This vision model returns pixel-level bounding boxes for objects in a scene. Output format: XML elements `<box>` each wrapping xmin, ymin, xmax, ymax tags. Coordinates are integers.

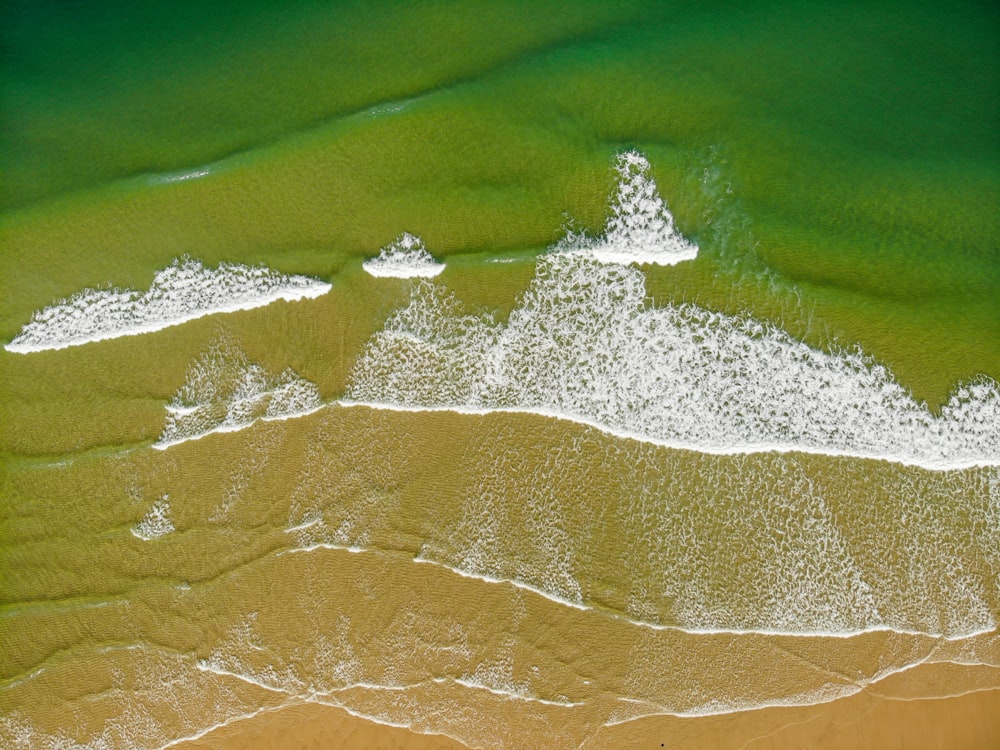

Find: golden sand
<box><xmin>175</xmin><ymin>702</ymin><xmax>468</xmax><ymax>750</ymax></box>
<box><xmin>176</xmin><ymin>687</ymin><xmax>1000</xmax><ymax>750</ymax></box>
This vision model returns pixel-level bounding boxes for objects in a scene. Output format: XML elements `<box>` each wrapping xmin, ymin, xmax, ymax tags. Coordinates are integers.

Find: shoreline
<box><xmin>170</xmin><ymin>686</ymin><xmax>1000</xmax><ymax>750</ymax></box>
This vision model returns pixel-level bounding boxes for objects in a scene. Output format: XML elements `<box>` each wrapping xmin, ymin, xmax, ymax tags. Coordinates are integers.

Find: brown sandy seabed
<box><xmin>4</xmin><ymin>405</ymin><xmax>999</xmax><ymax>750</ymax></box>
<box><xmin>179</xmin><ymin>684</ymin><xmax>1000</xmax><ymax>750</ymax></box>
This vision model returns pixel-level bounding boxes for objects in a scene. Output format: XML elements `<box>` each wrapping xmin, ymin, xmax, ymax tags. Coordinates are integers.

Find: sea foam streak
<box><xmin>345</xmin><ymin>152</ymin><xmax>997</xmax><ymax>470</ymax></box>
<box><xmin>362</xmin><ymin>232</ymin><xmax>445</xmax><ymax>278</ymax></box>
<box><xmin>5</xmin><ymin>257</ymin><xmax>331</xmax><ymax>353</ymax></box>
<box><xmin>155</xmin><ymin>340</ymin><xmax>322</xmax><ymax>449</ymax></box>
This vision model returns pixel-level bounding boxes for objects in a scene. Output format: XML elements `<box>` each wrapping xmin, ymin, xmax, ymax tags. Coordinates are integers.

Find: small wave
<box><xmin>561</xmin><ymin>150</ymin><xmax>698</xmax><ymax>266</ymax></box>
<box><xmin>130</xmin><ymin>495</ymin><xmax>175</xmax><ymax>540</ymax></box>
<box><xmin>362</xmin><ymin>232</ymin><xmax>446</xmax><ymax>278</ymax></box>
<box><xmin>154</xmin><ymin>340</ymin><xmax>323</xmax><ymax>449</ymax></box>
<box><xmin>5</xmin><ymin>257</ymin><xmax>331</xmax><ymax>353</ymax></box>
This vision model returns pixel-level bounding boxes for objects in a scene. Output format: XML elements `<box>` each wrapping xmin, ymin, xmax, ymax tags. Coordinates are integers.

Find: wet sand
<box><xmin>177</xmin><ymin>687</ymin><xmax>1000</xmax><ymax>750</ymax></box>
<box><xmin>175</xmin><ymin>702</ymin><xmax>468</xmax><ymax>750</ymax></box>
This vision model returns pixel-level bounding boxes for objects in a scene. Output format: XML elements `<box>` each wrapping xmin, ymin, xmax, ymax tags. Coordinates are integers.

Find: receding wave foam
<box><xmin>345</xmin><ymin>251</ymin><xmax>998</xmax><ymax>470</ymax></box>
<box><xmin>155</xmin><ymin>340</ymin><xmax>322</xmax><ymax>449</ymax></box>
<box><xmin>5</xmin><ymin>257</ymin><xmax>331</xmax><ymax>353</ymax></box>
<box><xmin>362</xmin><ymin>232</ymin><xmax>445</xmax><ymax>278</ymax></box>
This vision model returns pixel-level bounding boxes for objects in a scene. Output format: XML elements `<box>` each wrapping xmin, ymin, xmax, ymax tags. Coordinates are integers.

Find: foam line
<box><xmin>411</xmin><ymin>555</ymin><xmax>589</xmax><ymax>610</ymax></box>
<box><xmin>338</xmin><ymin>400</ymin><xmax>999</xmax><ymax>471</ymax></box>
<box><xmin>5</xmin><ymin>257</ymin><xmax>330</xmax><ymax>353</ymax></box>
<box><xmin>152</xmin><ymin>404</ymin><xmax>326</xmax><ymax>451</ymax></box>
<box><xmin>598</xmin><ymin>658</ymin><xmax>1000</xmax><ymax>727</ymax></box>
<box><xmin>280</xmin><ymin>539</ymin><xmax>996</xmax><ymax>640</ymax></box>
<box><xmin>154</xmin><ymin>340</ymin><xmax>324</xmax><ymax>449</ymax></box>
<box><xmin>344</xmin><ymin>252</ymin><xmax>999</xmax><ymax>471</ymax></box>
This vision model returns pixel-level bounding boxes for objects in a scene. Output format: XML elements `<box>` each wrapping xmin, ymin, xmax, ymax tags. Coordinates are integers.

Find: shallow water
<box><xmin>2</xmin><ymin>1</ymin><xmax>998</xmax><ymax>748</ymax></box>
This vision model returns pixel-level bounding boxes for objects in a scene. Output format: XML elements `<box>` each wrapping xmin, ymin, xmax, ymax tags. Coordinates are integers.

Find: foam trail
<box><xmin>363</xmin><ymin>232</ymin><xmax>445</xmax><ymax>278</ymax></box>
<box><xmin>155</xmin><ymin>340</ymin><xmax>323</xmax><ymax>449</ymax></box>
<box><xmin>274</xmin><ymin>539</ymin><xmax>996</xmax><ymax>640</ymax></box>
<box><xmin>345</xmin><ymin>252</ymin><xmax>999</xmax><ymax>470</ymax></box>
<box><xmin>5</xmin><ymin>257</ymin><xmax>330</xmax><ymax>353</ymax></box>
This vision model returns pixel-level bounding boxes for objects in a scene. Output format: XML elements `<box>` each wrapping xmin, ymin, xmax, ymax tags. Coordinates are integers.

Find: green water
<box><xmin>2</xmin><ymin>0</ymin><xmax>997</xmax><ymax>411</ymax></box>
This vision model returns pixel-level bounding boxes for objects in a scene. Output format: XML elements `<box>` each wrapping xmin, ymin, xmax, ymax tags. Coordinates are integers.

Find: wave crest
<box><xmin>156</xmin><ymin>340</ymin><xmax>322</xmax><ymax>449</ymax></box>
<box><xmin>346</xmin><ymin>252</ymin><xmax>998</xmax><ymax>469</ymax></box>
<box><xmin>6</xmin><ymin>257</ymin><xmax>331</xmax><ymax>353</ymax></box>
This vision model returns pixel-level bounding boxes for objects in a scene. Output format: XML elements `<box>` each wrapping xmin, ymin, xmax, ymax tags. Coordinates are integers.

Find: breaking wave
<box><xmin>5</xmin><ymin>257</ymin><xmax>331</xmax><ymax>353</ymax></box>
<box><xmin>363</xmin><ymin>232</ymin><xmax>445</xmax><ymax>278</ymax></box>
<box><xmin>342</xmin><ymin>152</ymin><xmax>997</xmax><ymax>469</ymax></box>
<box><xmin>155</xmin><ymin>340</ymin><xmax>322</xmax><ymax>449</ymax></box>
<box><xmin>345</xmin><ymin>251</ymin><xmax>998</xmax><ymax>469</ymax></box>
<box><xmin>560</xmin><ymin>150</ymin><xmax>699</xmax><ymax>266</ymax></box>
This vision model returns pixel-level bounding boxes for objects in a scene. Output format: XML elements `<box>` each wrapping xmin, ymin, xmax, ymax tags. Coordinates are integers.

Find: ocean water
<box><xmin>1</xmin><ymin>2</ymin><xmax>998</xmax><ymax>748</ymax></box>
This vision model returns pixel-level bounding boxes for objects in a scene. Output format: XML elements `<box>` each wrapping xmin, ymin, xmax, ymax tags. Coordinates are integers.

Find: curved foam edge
<box><xmin>5</xmin><ymin>259</ymin><xmax>331</xmax><ymax>354</ymax></box>
<box><xmin>152</xmin><ymin>403</ymin><xmax>326</xmax><ymax>451</ymax></box>
<box><xmin>196</xmin><ymin>631</ymin><xmax>999</xmax><ymax>735</ymax></box>
<box><xmin>150</xmin><ymin>395</ymin><xmax>999</xmax><ymax>471</ymax></box>
<box><xmin>279</xmin><ymin>538</ymin><xmax>996</xmax><ymax>641</ymax></box>
<box><xmin>154</xmin><ymin>341</ymin><xmax>325</xmax><ymax>449</ymax></box>
<box><xmin>601</xmin><ymin>662</ymin><xmax>1000</xmax><ymax>725</ymax></box>
<box><xmin>337</xmin><ymin>400</ymin><xmax>1000</xmax><ymax>472</ymax></box>
<box><xmin>342</xmin><ymin>247</ymin><xmax>998</xmax><ymax>471</ymax></box>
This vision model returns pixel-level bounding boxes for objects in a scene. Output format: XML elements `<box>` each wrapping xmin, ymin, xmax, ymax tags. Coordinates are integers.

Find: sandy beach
<box><xmin>177</xmin><ymin>687</ymin><xmax>1000</xmax><ymax>750</ymax></box>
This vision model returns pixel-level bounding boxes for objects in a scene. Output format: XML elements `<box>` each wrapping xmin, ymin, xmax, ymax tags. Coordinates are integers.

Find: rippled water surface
<box><xmin>1</xmin><ymin>1</ymin><xmax>998</xmax><ymax>747</ymax></box>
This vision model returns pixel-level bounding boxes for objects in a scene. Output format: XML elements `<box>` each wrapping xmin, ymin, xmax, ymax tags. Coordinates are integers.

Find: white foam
<box><xmin>412</xmin><ymin>555</ymin><xmax>589</xmax><ymax>611</ymax></box>
<box><xmin>362</xmin><ymin>232</ymin><xmax>445</xmax><ymax>278</ymax></box>
<box><xmin>5</xmin><ymin>257</ymin><xmax>331</xmax><ymax>353</ymax></box>
<box><xmin>452</xmin><ymin>677</ymin><xmax>583</xmax><ymax>707</ymax></box>
<box><xmin>344</xmin><ymin>252</ymin><xmax>999</xmax><ymax>470</ymax></box>
<box><xmin>154</xmin><ymin>340</ymin><xmax>323</xmax><ymax>449</ymax></box>
<box><xmin>130</xmin><ymin>495</ymin><xmax>175</xmax><ymax>541</ymax></box>
<box><xmin>153</xmin><ymin>167</ymin><xmax>212</xmax><ymax>184</ymax></box>
<box><xmin>559</xmin><ymin>150</ymin><xmax>698</xmax><ymax>266</ymax></box>
<box><xmin>272</xmin><ymin>539</ymin><xmax>992</xmax><ymax>640</ymax></box>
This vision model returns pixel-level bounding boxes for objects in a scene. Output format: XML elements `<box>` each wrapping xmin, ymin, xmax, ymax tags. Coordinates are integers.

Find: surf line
<box><xmin>336</xmin><ymin>400</ymin><xmax>1000</xmax><ymax>472</ymax></box>
<box><xmin>146</xmin><ymin>395</ymin><xmax>1000</xmax><ymax>472</ymax></box>
<box><xmin>276</xmin><ymin>539</ymin><xmax>996</xmax><ymax>642</ymax></box>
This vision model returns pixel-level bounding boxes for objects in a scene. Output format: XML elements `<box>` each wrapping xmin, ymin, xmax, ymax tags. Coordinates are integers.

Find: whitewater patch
<box><xmin>131</xmin><ymin>495</ymin><xmax>175</xmax><ymax>540</ymax></box>
<box><xmin>155</xmin><ymin>340</ymin><xmax>323</xmax><ymax>449</ymax></box>
<box><xmin>344</xmin><ymin>251</ymin><xmax>999</xmax><ymax>470</ymax></box>
<box><xmin>561</xmin><ymin>150</ymin><xmax>698</xmax><ymax>266</ymax></box>
<box><xmin>5</xmin><ymin>257</ymin><xmax>331</xmax><ymax>353</ymax></box>
<box><xmin>362</xmin><ymin>232</ymin><xmax>445</xmax><ymax>278</ymax></box>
